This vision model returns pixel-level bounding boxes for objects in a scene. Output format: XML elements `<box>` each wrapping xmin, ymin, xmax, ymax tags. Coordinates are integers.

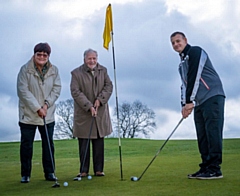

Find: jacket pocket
<box><xmin>200</xmin><ymin>78</ymin><xmax>210</xmax><ymax>90</ymax></box>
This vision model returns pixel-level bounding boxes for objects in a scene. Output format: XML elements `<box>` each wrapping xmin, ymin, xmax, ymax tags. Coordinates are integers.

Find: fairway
<box><xmin>0</xmin><ymin>138</ymin><xmax>239</xmax><ymax>196</ymax></box>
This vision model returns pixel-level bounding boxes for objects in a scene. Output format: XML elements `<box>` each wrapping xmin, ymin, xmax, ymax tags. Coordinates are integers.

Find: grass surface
<box><xmin>0</xmin><ymin>138</ymin><xmax>239</xmax><ymax>196</ymax></box>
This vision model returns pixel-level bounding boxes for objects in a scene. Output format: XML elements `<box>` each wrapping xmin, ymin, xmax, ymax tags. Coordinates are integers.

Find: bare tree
<box><xmin>54</xmin><ymin>99</ymin><xmax>74</xmax><ymax>139</ymax></box>
<box><xmin>114</xmin><ymin>100</ymin><xmax>156</xmax><ymax>138</ymax></box>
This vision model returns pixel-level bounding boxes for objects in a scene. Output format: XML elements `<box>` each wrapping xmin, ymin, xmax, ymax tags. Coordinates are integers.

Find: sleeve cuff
<box><xmin>45</xmin><ymin>100</ymin><xmax>50</xmax><ymax>108</ymax></box>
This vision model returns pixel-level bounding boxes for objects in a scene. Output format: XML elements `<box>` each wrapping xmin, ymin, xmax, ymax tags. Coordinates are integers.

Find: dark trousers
<box><xmin>78</xmin><ymin>136</ymin><xmax>104</xmax><ymax>174</ymax></box>
<box><xmin>194</xmin><ymin>95</ymin><xmax>225</xmax><ymax>172</ymax></box>
<box><xmin>19</xmin><ymin>121</ymin><xmax>55</xmax><ymax>177</ymax></box>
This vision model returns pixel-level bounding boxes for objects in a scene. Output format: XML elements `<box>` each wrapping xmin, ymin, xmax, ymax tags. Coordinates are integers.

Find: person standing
<box><xmin>17</xmin><ymin>43</ymin><xmax>61</xmax><ymax>183</ymax></box>
<box><xmin>70</xmin><ymin>48</ymin><xmax>113</xmax><ymax>179</ymax></box>
<box><xmin>170</xmin><ymin>32</ymin><xmax>225</xmax><ymax>179</ymax></box>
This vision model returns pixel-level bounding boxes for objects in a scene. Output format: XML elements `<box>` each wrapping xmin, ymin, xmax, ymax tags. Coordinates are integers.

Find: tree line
<box><xmin>54</xmin><ymin>99</ymin><xmax>156</xmax><ymax>139</ymax></box>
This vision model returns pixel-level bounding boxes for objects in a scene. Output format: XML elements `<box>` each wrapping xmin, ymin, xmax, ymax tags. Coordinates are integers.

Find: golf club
<box><xmin>75</xmin><ymin>116</ymin><xmax>95</xmax><ymax>181</ymax></box>
<box><xmin>131</xmin><ymin>117</ymin><xmax>184</xmax><ymax>182</ymax></box>
<box><xmin>43</xmin><ymin>117</ymin><xmax>60</xmax><ymax>188</ymax></box>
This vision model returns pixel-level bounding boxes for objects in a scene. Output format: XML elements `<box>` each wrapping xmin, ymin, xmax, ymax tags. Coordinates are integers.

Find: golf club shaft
<box><xmin>43</xmin><ymin>117</ymin><xmax>57</xmax><ymax>182</ymax></box>
<box><xmin>81</xmin><ymin>116</ymin><xmax>95</xmax><ymax>174</ymax></box>
<box><xmin>138</xmin><ymin>118</ymin><xmax>184</xmax><ymax>181</ymax></box>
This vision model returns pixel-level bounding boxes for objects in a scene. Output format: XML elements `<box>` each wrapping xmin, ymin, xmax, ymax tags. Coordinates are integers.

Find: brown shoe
<box><xmin>79</xmin><ymin>172</ymin><xmax>88</xmax><ymax>177</ymax></box>
<box><xmin>95</xmin><ymin>171</ymin><xmax>105</xmax><ymax>176</ymax></box>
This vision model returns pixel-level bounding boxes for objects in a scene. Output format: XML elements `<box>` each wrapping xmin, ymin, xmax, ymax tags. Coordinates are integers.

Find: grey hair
<box><xmin>83</xmin><ymin>48</ymin><xmax>98</xmax><ymax>59</ymax></box>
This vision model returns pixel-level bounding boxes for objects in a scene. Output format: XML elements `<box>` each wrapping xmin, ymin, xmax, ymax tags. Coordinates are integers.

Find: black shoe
<box><xmin>45</xmin><ymin>173</ymin><xmax>57</xmax><ymax>181</ymax></box>
<box><xmin>196</xmin><ymin>170</ymin><xmax>223</xmax><ymax>180</ymax></box>
<box><xmin>73</xmin><ymin>173</ymin><xmax>88</xmax><ymax>181</ymax></box>
<box><xmin>187</xmin><ymin>169</ymin><xmax>205</xmax><ymax>179</ymax></box>
<box><xmin>21</xmin><ymin>176</ymin><xmax>30</xmax><ymax>183</ymax></box>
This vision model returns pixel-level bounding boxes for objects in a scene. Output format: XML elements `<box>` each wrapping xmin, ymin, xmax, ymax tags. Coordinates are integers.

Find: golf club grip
<box><xmin>43</xmin><ymin>117</ymin><xmax>46</xmax><ymax>126</ymax></box>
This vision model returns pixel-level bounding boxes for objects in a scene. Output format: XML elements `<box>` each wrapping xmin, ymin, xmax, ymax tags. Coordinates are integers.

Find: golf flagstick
<box><xmin>132</xmin><ymin>117</ymin><xmax>184</xmax><ymax>181</ymax></box>
<box><xmin>43</xmin><ymin>117</ymin><xmax>60</xmax><ymax>188</ymax></box>
<box><xmin>103</xmin><ymin>4</ymin><xmax>124</xmax><ymax>180</ymax></box>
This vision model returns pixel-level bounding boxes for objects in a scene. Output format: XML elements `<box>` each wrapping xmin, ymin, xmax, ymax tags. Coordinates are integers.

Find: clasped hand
<box><xmin>91</xmin><ymin>99</ymin><xmax>100</xmax><ymax>117</ymax></box>
<box><xmin>182</xmin><ymin>103</ymin><xmax>194</xmax><ymax>118</ymax></box>
<box><xmin>37</xmin><ymin>104</ymin><xmax>48</xmax><ymax>118</ymax></box>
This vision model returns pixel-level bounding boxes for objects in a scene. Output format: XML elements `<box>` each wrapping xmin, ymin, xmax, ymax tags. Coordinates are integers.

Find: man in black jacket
<box><xmin>170</xmin><ymin>32</ymin><xmax>225</xmax><ymax>180</ymax></box>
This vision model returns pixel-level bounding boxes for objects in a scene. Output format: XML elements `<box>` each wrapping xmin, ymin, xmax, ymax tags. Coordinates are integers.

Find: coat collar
<box><xmin>179</xmin><ymin>44</ymin><xmax>191</xmax><ymax>60</ymax></box>
<box><xmin>26</xmin><ymin>57</ymin><xmax>53</xmax><ymax>75</ymax></box>
<box><xmin>83</xmin><ymin>63</ymin><xmax>102</xmax><ymax>72</ymax></box>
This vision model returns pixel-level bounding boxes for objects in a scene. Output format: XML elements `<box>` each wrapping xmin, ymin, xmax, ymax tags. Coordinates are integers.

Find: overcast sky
<box><xmin>0</xmin><ymin>0</ymin><xmax>239</xmax><ymax>142</ymax></box>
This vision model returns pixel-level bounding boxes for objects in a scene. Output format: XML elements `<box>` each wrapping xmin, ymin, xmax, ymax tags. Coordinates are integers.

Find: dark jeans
<box><xmin>78</xmin><ymin>137</ymin><xmax>104</xmax><ymax>174</ymax></box>
<box><xmin>19</xmin><ymin>121</ymin><xmax>55</xmax><ymax>177</ymax></box>
<box><xmin>194</xmin><ymin>95</ymin><xmax>225</xmax><ymax>172</ymax></box>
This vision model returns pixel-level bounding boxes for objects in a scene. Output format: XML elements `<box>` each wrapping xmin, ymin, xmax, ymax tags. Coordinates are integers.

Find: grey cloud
<box><xmin>0</xmin><ymin>0</ymin><xmax>239</xmax><ymax>142</ymax></box>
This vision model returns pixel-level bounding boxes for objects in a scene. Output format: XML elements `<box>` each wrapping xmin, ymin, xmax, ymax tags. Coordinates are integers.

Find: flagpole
<box><xmin>103</xmin><ymin>4</ymin><xmax>123</xmax><ymax>180</ymax></box>
<box><xmin>110</xmin><ymin>30</ymin><xmax>123</xmax><ymax>181</ymax></box>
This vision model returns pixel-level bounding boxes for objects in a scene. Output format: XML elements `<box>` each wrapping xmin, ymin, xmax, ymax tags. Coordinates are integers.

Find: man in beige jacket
<box><xmin>70</xmin><ymin>48</ymin><xmax>113</xmax><ymax>179</ymax></box>
<box><xmin>17</xmin><ymin>43</ymin><xmax>61</xmax><ymax>183</ymax></box>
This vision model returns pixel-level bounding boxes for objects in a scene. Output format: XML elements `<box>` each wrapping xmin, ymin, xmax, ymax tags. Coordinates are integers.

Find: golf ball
<box><xmin>63</xmin><ymin>182</ymin><xmax>68</xmax><ymax>186</ymax></box>
<box><xmin>88</xmin><ymin>175</ymin><xmax>92</xmax><ymax>180</ymax></box>
<box><xmin>131</xmin><ymin>176</ymin><xmax>138</xmax><ymax>181</ymax></box>
<box><xmin>78</xmin><ymin>177</ymin><xmax>82</xmax><ymax>181</ymax></box>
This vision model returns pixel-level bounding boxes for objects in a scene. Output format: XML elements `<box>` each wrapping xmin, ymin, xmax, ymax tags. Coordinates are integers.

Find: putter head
<box><xmin>52</xmin><ymin>182</ymin><xmax>60</xmax><ymax>188</ymax></box>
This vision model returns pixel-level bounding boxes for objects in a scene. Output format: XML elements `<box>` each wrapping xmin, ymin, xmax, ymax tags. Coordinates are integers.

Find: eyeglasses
<box><xmin>36</xmin><ymin>53</ymin><xmax>48</xmax><ymax>58</ymax></box>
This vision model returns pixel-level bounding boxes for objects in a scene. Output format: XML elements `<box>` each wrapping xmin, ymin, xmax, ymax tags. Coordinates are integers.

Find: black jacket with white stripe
<box><xmin>178</xmin><ymin>44</ymin><xmax>225</xmax><ymax>106</ymax></box>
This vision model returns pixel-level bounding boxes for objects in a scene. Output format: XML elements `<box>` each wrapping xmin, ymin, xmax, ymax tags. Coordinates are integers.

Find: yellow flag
<box><xmin>103</xmin><ymin>4</ymin><xmax>113</xmax><ymax>50</ymax></box>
